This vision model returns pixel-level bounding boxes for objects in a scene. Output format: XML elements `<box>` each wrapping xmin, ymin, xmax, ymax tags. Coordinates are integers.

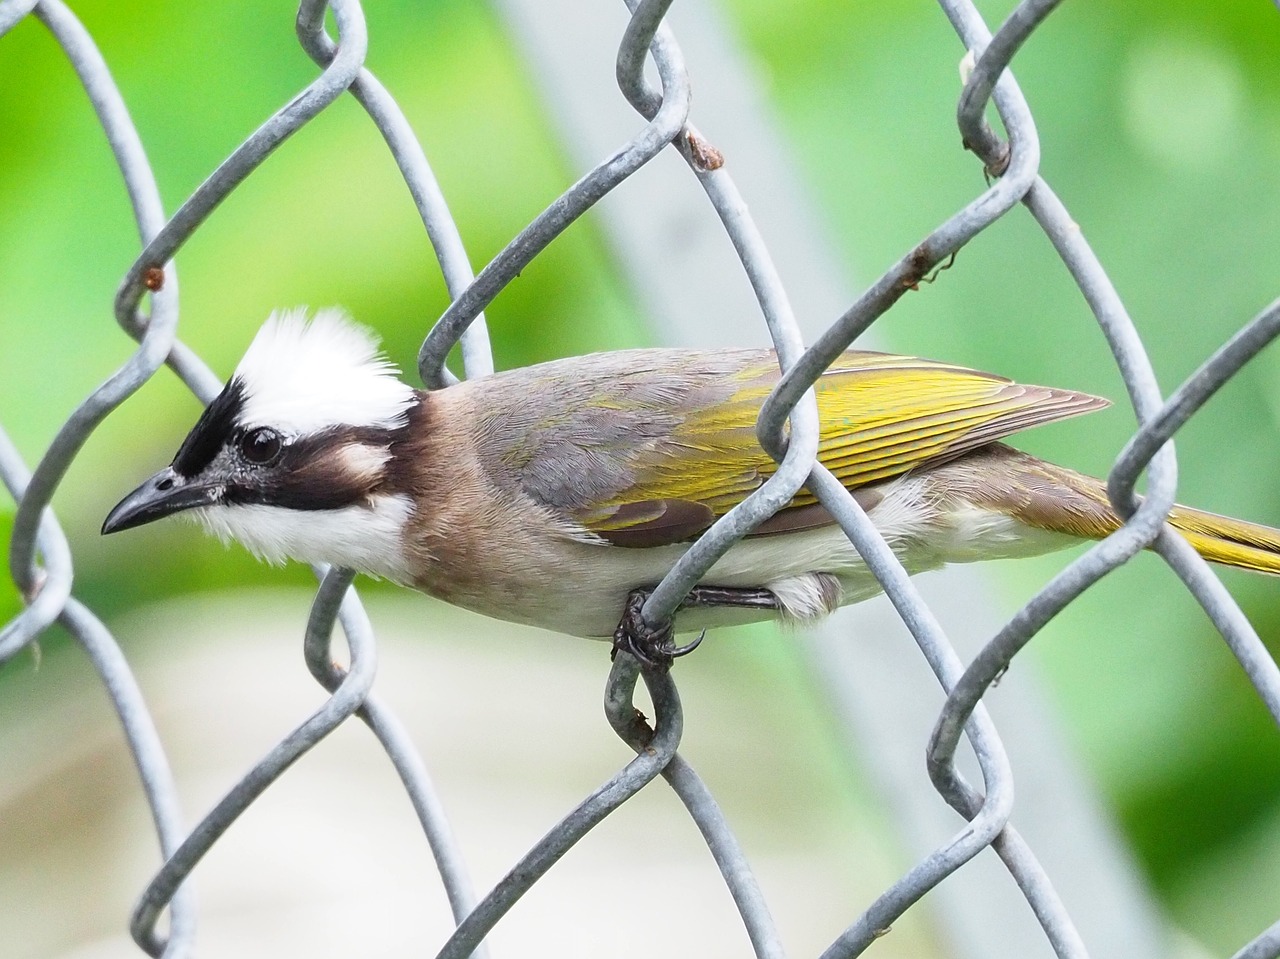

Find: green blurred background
<box><xmin>2</xmin><ymin>0</ymin><xmax>1280</xmax><ymax>953</ymax></box>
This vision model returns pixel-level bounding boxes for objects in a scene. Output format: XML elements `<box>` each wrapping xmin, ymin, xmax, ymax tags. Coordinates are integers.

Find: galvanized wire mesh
<box><xmin>2</xmin><ymin>1</ymin><xmax>1279</xmax><ymax>958</ymax></box>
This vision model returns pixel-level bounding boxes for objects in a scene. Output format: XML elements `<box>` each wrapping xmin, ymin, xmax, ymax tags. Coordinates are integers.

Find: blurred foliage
<box><xmin>2</xmin><ymin>0</ymin><xmax>1280</xmax><ymax>952</ymax></box>
<box><xmin>721</xmin><ymin>0</ymin><xmax>1280</xmax><ymax>942</ymax></box>
<box><xmin>723</xmin><ymin>0</ymin><xmax>1280</xmax><ymax>947</ymax></box>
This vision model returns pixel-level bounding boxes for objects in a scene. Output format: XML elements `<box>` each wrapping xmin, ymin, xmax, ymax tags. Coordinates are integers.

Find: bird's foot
<box><xmin>612</xmin><ymin>589</ymin><xmax>704</xmax><ymax>671</ymax></box>
<box><xmin>611</xmin><ymin>585</ymin><xmax>782</xmax><ymax>670</ymax></box>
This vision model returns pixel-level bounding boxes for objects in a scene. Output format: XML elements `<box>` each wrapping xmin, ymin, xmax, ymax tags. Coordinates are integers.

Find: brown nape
<box><xmin>382</xmin><ymin>390</ymin><xmax>442</xmax><ymax>499</ymax></box>
<box><xmin>389</xmin><ymin>387</ymin><xmax>594</xmax><ymax>608</ymax></box>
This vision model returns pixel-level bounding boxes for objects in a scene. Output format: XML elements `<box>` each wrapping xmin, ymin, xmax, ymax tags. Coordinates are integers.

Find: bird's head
<box><xmin>103</xmin><ymin>308</ymin><xmax>421</xmax><ymax>580</ymax></box>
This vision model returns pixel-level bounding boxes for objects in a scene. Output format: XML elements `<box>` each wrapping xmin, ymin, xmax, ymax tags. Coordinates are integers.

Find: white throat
<box><xmin>191</xmin><ymin>494</ymin><xmax>414</xmax><ymax>582</ymax></box>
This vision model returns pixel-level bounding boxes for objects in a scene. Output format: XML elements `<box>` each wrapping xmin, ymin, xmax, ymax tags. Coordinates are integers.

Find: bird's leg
<box><xmin>676</xmin><ymin>585</ymin><xmax>781</xmax><ymax>611</ymax></box>
<box><xmin>612</xmin><ymin>585</ymin><xmax>781</xmax><ymax>670</ymax></box>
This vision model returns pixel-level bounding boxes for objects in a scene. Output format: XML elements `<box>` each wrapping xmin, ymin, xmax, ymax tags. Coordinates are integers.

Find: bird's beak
<box><xmin>102</xmin><ymin>466</ymin><xmax>220</xmax><ymax>534</ymax></box>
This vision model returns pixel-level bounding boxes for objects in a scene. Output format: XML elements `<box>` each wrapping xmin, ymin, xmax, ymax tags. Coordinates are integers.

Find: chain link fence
<box><xmin>2</xmin><ymin>0</ymin><xmax>1279</xmax><ymax>957</ymax></box>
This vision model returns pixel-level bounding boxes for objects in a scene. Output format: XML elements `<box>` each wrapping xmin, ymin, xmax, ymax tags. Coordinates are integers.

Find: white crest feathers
<box><xmin>233</xmin><ymin>308</ymin><xmax>416</xmax><ymax>435</ymax></box>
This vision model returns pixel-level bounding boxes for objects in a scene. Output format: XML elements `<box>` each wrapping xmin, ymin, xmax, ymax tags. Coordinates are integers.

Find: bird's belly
<box><xmin>457</xmin><ymin>524</ymin><xmax>885</xmax><ymax>638</ymax></box>
<box><xmin>424</xmin><ymin>478</ymin><xmax>1081</xmax><ymax>639</ymax></box>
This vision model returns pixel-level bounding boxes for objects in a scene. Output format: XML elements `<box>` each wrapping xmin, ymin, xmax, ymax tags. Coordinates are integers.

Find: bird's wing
<box><xmin>477</xmin><ymin>349</ymin><xmax>1108</xmax><ymax>547</ymax></box>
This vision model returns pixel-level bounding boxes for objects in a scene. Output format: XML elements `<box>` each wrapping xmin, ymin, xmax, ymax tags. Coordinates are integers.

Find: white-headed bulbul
<box><xmin>103</xmin><ymin>309</ymin><xmax>1280</xmax><ymax>653</ymax></box>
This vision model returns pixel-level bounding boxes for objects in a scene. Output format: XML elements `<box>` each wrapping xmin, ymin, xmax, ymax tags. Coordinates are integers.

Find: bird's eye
<box><xmin>240</xmin><ymin>427</ymin><xmax>283</xmax><ymax>465</ymax></box>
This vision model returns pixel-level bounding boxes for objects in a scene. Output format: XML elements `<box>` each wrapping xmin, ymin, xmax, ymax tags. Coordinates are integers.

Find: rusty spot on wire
<box><xmin>686</xmin><ymin>130</ymin><xmax>725</xmax><ymax>171</ymax></box>
<box><xmin>902</xmin><ymin>243</ymin><xmax>934</xmax><ymax>289</ymax></box>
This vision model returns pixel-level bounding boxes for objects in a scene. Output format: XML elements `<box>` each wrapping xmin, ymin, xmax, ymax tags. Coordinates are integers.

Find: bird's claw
<box><xmin>612</xmin><ymin>589</ymin><xmax>704</xmax><ymax>671</ymax></box>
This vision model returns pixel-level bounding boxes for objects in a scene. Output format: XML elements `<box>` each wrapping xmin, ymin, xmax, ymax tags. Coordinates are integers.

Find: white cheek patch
<box><xmin>233</xmin><ymin>307</ymin><xmax>416</xmax><ymax>434</ymax></box>
<box><xmin>338</xmin><ymin>444</ymin><xmax>392</xmax><ymax>485</ymax></box>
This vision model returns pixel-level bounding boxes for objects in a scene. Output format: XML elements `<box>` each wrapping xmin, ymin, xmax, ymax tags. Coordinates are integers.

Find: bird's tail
<box><xmin>1161</xmin><ymin>504</ymin><xmax>1280</xmax><ymax>574</ymax></box>
<box><xmin>953</xmin><ymin>444</ymin><xmax>1280</xmax><ymax>575</ymax></box>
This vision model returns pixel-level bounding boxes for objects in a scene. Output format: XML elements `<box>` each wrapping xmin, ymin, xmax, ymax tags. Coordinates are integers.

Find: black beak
<box><xmin>102</xmin><ymin>466</ymin><xmax>220</xmax><ymax>534</ymax></box>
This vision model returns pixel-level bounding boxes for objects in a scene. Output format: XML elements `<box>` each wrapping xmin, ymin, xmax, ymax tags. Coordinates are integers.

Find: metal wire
<box><xmin>3</xmin><ymin>1</ymin><xmax>1279</xmax><ymax>958</ymax></box>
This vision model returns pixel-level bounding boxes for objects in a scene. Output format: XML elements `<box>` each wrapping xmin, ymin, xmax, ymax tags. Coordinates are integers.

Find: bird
<box><xmin>104</xmin><ymin>308</ymin><xmax>1280</xmax><ymax>661</ymax></box>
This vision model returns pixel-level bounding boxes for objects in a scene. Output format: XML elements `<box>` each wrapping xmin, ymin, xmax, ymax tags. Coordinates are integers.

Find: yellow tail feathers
<box><xmin>945</xmin><ymin>445</ymin><xmax>1280</xmax><ymax>577</ymax></box>
<box><xmin>1167</xmin><ymin>505</ymin><xmax>1280</xmax><ymax>575</ymax></box>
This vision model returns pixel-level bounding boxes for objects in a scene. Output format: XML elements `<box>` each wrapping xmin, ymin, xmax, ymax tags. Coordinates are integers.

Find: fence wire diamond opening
<box><xmin>2</xmin><ymin>1</ymin><xmax>1279</xmax><ymax>957</ymax></box>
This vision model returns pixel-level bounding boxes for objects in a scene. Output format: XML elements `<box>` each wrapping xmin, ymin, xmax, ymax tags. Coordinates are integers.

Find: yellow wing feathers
<box><xmin>533</xmin><ymin>347</ymin><xmax>1280</xmax><ymax>576</ymax></box>
<box><xmin>659</xmin><ymin>355</ymin><xmax>1098</xmax><ymax>504</ymax></box>
<box><xmin>580</xmin><ymin>352</ymin><xmax>1108</xmax><ymax>539</ymax></box>
<box><xmin>809</xmin><ymin>363</ymin><xmax>1104</xmax><ymax>488</ymax></box>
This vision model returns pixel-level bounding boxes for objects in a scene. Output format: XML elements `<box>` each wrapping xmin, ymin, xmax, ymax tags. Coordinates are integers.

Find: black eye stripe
<box><xmin>172</xmin><ymin>378</ymin><xmax>246</xmax><ymax>478</ymax></box>
<box><xmin>171</xmin><ymin>384</ymin><xmax>406</xmax><ymax>512</ymax></box>
<box><xmin>235</xmin><ymin>426</ymin><xmax>396</xmax><ymax>510</ymax></box>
